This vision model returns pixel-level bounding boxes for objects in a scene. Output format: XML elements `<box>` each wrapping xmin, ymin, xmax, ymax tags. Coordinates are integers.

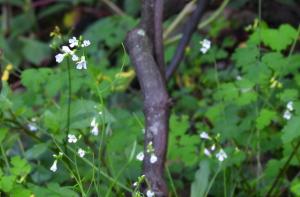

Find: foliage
<box><xmin>0</xmin><ymin>0</ymin><xmax>300</xmax><ymax>197</ymax></box>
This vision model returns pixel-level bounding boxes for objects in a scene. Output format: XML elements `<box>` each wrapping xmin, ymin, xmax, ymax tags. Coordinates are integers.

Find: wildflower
<box><xmin>136</xmin><ymin>152</ymin><xmax>144</xmax><ymax>161</ymax></box>
<box><xmin>28</xmin><ymin>123</ymin><xmax>38</xmax><ymax>131</ymax></box>
<box><xmin>78</xmin><ymin>148</ymin><xmax>86</xmax><ymax>158</ymax></box>
<box><xmin>69</xmin><ymin>37</ymin><xmax>79</xmax><ymax>48</ymax></box>
<box><xmin>211</xmin><ymin>144</ymin><xmax>216</xmax><ymax>151</ymax></box>
<box><xmin>200</xmin><ymin>132</ymin><xmax>211</xmax><ymax>140</ymax></box>
<box><xmin>133</xmin><ymin>182</ymin><xmax>138</xmax><ymax>187</ymax></box>
<box><xmin>72</xmin><ymin>54</ymin><xmax>79</xmax><ymax>61</ymax></box>
<box><xmin>150</xmin><ymin>154</ymin><xmax>158</xmax><ymax>164</ymax></box>
<box><xmin>204</xmin><ymin>148</ymin><xmax>211</xmax><ymax>157</ymax></box>
<box><xmin>62</xmin><ymin>46</ymin><xmax>72</xmax><ymax>54</ymax></box>
<box><xmin>91</xmin><ymin>126</ymin><xmax>99</xmax><ymax>136</ymax></box>
<box><xmin>200</xmin><ymin>39</ymin><xmax>211</xmax><ymax>54</ymax></box>
<box><xmin>146</xmin><ymin>190</ymin><xmax>155</xmax><ymax>197</ymax></box>
<box><xmin>55</xmin><ymin>53</ymin><xmax>65</xmax><ymax>63</ymax></box>
<box><xmin>287</xmin><ymin>101</ymin><xmax>294</xmax><ymax>111</ymax></box>
<box><xmin>76</xmin><ymin>56</ymin><xmax>87</xmax><ymax>69</ymax></box>
<box><xmin>81</xmin><ymin>40</ymin><xmax>91</xmax><ymax>47</ymax></box>
<box><xmin>90</xmin><ymin>118</ymin><xmax>99</xmax><ymax>136</ymax></box>
<box><xmin>50</xmin><ymin>160</ymin><xmax>58</xmax><ymax>172</ymax></box>
<box><xmin>216</xmin><ymin>149</ymin><xmax>227</xmax><ymax>162</ymax></box>
<box><xmin>283</xmin><ymin>110</ymin><xmax>292</xmax><ymax>120</ymax></box>
<box><xmin>67</xmin><ymin>134</ymin><xmax>77</xmax><ymax>143</ymax></box>
<box><xmin>236</xmin><ymin>75</ymin><xmax>242</xmax><ymax>81</ymax></box>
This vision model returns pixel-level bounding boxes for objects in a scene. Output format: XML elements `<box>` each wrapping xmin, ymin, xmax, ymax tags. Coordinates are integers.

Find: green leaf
<box><xmin>21</xmin><ymin>68</ymin><xmax>53</xmax><ymax>92</ymax></box>
<box><xmin>277</xmin><ymin>89</ymin><xmax>298</xmax><ymax>102</ymax></box>
<box><xmin>191</xmin><ymin>160</ymin><xmax>210</xmax><ymax>197</ymax></box>
<box><xmin>25</xmin><ymin>143</ymin><xmax>48</xmax><ymax>160</ymax></box>
<box><xmin>256</xmin><ymin>109</ymin><xmax>276</xmax><ymax>129</ymax></box>
<box><xmin>21</xmin><ymin>38</ymin><xmax>51</xmax><ymax>65</ymax></box>
<box><xmin>0</xmin><ymin>176</ymin><xmax>15</xmax><ymax>192</ymax></box>
<box><xmin>282</xmin><ymin>116</ymin><xmax>300</xmax><ymax>143</ymax></box>
<box><xmin>10</xmin><ymin>156</ymin><xmax>31</xmax><ymax>176</ymax></box>
<box><xmin>232</xmin><ymin>44</ymin><xmax>259</xmax><ymax>70</ymax></box>
<box><xmin>0</xmin><ymin>128</ymin><xmax>8</xmax><ymax>143</ymax></box>
<box><xmin>291</xmin><ymin>179</ymin><xmax>300</xmax><ymax>196</ymax></box>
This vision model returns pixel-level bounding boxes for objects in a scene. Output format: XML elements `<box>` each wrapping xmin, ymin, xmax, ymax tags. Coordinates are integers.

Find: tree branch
<box><xmin>154</xmin><ymin>0</ymin><xmax>165</xmax><ymax>77</ymax></box>
<box><xmin>125</xmin><ymin>29</ymin><xmax>170</xmax><ymax>196</ymax></box>
<box><xmin>166</xmin><ymin>0</ymin><xmax>209</xmax><ymax>80</ymax></box>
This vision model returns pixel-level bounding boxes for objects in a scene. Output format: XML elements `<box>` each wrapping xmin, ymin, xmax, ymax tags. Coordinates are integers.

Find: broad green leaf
<box><xmin>0</xmin><ymin>176</ymin><xmax>15</xmax><ymax>192</ymax></box>
<box><xmin>0</xmin><ymin>128</ymin><xmax>8</xmax><ymax>143</ymax></box>
<box><xmin>282</xmin><ymin>116</ymin><xmax>300</xmax><ymax>143</ymax></box>
<box><xmin>21</xmin><ymin>38</ymin><xmax>51</xmax><ymax>65</ymax></box>
<box><xmin>191</xmin><ymin>160</ymin><xmax>210</xmax><ymax>197</ymax></box>
<box><xmin>256</xmin><ymin>109</ymin><xmax>276</xmax><ymax>129</ymax></box>
<box><xmin>277</xmin><ymin>89</ymin><xmax>298</xmax><ymax>102</ymax></box>
<box><xmin>10</xmin><ymin>156</ymin><xmax>31</xmax><ymax>176</ymax></box>
<box><xmin>291</xmin><ymin>179</ymin><xmax>300</xmax><ymax>196</ymax></box>
<box><xmin>25</xmin><ymin>143</ymin><xmax>49</xmax><ymax>160</ymax></box>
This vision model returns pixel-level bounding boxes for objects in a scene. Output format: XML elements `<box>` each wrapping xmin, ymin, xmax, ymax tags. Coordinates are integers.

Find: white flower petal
<box><xmin>146</xmin><ymin>190</ymin><xmax>155</xmax><ymax>197</ymax></box>
<box><xmin>81</xmin><ymin>40</ymin><xmax>91</xmax><ymax>47</ymax></box>
<box><xmin>72</xmin><ymin>54</ymin><xmax>79</xmax><ymax>61</ymax></box>
<box><xmin>50</xmin><ymin>160</ymin><xmax>58</xmax><ymax>172</ymax></box>
<box><xmin>283</xmin><ymin>110</ymin><xmax>292</xmax><ymax>120</ymax></box>
<box><xmin>216</xmin><ymin>149</ymin><xmax>227</xmax><ymax>162</ymax></box>
<box><xmin>76</xmin><ymin>56</ymin><xmax>87</xmax><ymax>70</ymax></box>
<box><xmin>200</xmin><ymin>132</ymin><xmax>211</xmax><ymax>140</ymax></box>
<box><xmin>55</xmin><ymin>53</ymin><xmax>65</xmax><ymax>63</ymax></box>
<box><xmin>62</xmin><ymin>46</ymin><xmax>72</xmax><ymax>54</ymax></box>
<box><xmin>69</xmin><ymin>37</ymin><xmax>79</xmax><ymax>48</ymax></box>
<box><xmin>204</xmin><ymin>148</ymin><xmax>211</xmax><ymax>157</ymax></box>
<box><xmin>287</xmin><ymin>101</ymin><xmax>294</xmax><ymax>111</ymax></box>
<box><xmin>91</xmin><ymin>126</ymin><xmax>99</xmax><ymax>136</ymax></box>
<box><xmin>67</xmin><ymin>134</ymin><xmax>78</xmax><ymax>143</ymax></box>
<box><xmin>150</xmin><ymin>154</ymin><xmax>158</xmax><ymax>164</ymax></box>
<box><xmin>78</xmin><ymin>148</ymin><xmax>85</xmax><ymax>158</ymax></box>
<box><xmin>136</xmin><ymin>152</ymin><xmax>144</xmax><ymax>161</ymax></box>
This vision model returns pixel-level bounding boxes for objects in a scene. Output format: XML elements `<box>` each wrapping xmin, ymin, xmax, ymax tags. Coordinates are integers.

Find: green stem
<box><xmin>66</xmin><ymin>57</ymin><xmax>72</xmax><ymax>151</ymax></box>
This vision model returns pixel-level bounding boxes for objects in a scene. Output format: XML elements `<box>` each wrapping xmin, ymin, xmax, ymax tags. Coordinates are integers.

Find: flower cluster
<box><xmin>200</xmin><ymin>131</ymin><xmax>228</xmax><ymax>162</ymax></box>
<box><xmin>55</xmin><ymin>36</ymin><xmax>90</xmax><ymax>70</ymax></box>
<box><xmin>200</xmin><ymin>39</ymin><xmax>211</xmax><ymax>54</ymax></box>
<box><xmin>136</xmin><ymin>141</ymin><xmax>158</xmax><ymax>164</ymax></box>
<box><xmin>50</xmin><ymin>134</ymin><xmax>87</xmax><ymax>172</ymax></box>
<box><xmin>283</xmin><ymin>101</ymin><xmax>294</xmax><ymax>120</ymax></box>
<box><xmin>132</xmin><ymin>175</ymin><xmax>155</xmax><ymax>197</ymax></box>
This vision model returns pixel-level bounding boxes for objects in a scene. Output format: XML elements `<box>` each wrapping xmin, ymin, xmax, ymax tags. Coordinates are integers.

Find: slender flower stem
<box><xmin>66</xmin><ymin>57</ymin><xmax>72</xmax><ymax>151</ymax></box>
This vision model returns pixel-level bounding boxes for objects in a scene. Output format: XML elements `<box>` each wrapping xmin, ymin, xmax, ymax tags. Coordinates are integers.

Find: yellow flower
<box><xmin>1</xmin><ymin>64</ymin><xmax>13</xmax><ymax>81</ymax></box>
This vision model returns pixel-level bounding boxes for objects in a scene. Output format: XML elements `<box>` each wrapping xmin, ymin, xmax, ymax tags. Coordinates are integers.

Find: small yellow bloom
<box><xmin>1</xmin><ymin>70</ymin><xmax>9</xmax><ymax>81</ymax></box>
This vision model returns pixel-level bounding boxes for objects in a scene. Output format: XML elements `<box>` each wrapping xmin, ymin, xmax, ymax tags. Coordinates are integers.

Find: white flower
<box><xmin>50</xmin><ymin>160</ymin><xmax>58</xmax><ymax>172</ymax></box>
<box><xmin>136</xmin><ymin>152</ymin><xmax>144</xmax><ymax>161</ymax></box>
<box><xmin>91</xmin><ymin>117</ymin><xmax>97</xmax><ymax>127</ymax></box>
<box><xmin>28</xmin><ymin>123</ymin><xmax>38</xmax><ymax>131</ymax></box>
<box><xmin>72</xmin><ymin>54</ymin><xmax>79</xmax><ymax>61</ymax></box>
<box><xmin>283</xmin><ymin>110</ymin><xmax>292</xmax><ymax>120</ymax></box>
<box><xmin>68</xmin><ymin>134</ymin><xmax>77</xmax><ymax>143</ymax></box>
<box><xmin>55</xmin><ymin>53</ymin><xmax>65</xmax><ymax>63</ymax></box>
<box><xmin>62</xmin><ymin>46</ymin><xmax>72</xmax><ymax>54</ymax></box>
<box><xmin>76</xmin><ymin>56</ymin><xmax>87</xmax><ymax>69</ymax></box>
<box><xmin>78</xmin><ymin>148</ymin><xmax>85</xmax><ymax>158</ymax></box>
<box><xmin>133</xmin><ymin>182</ymin><xmax>138</xmax><ymax>187</ymax></box>
<box><xmin>81</xmin><ymin>40</ymin><xmax>91</xmax><ymax>47</ymax></box>
<box><xmin>69</xmin><ymin>37</ymin><xmax>79</xmax><ymax>48</ymax></box>
<box><xmin>146</xmin><ymin>190</ymin><xmax>155</xmax><ymax>197</ymax></box>
<box><xmin>150</xmin><ymin>154</ymin><xmax>158</xmax><ymax>163</ymax></box>
<box><xmin>200</xmin><ymin>39</ymin><xmax>211</xmax><ymax>54</ymax></box>
<box><xmin>200</xmin><ymin>132</ymin><xmax>211</xmax><ymax>140</ymax></box>
<box><xmin>204</xmin><ymin>148</ymin><xmax>211</xmax><ymax>157</ymax></box>
<box><xmin>287</xmin><ymin>101</ymin><xmax>294</xmax><ymax>111</ymax></box>
<box><xmin>211</xmin><ymin>144</ymin><xmax>216</xmax><ymax>151</ymax></box>
<box><xmin>216</xmin><ymin>149</ymin><xmax>227</xmax><ymax>162</ymax></box>
<box><xmin>236</xmin><ymin>75</ymin><xmax>242</xmax><ymax>81</ymax></box>
<box><xmin>91</xmin><ymin>125</ymin><xmax>99</xmax><ymax>136</ymax></box>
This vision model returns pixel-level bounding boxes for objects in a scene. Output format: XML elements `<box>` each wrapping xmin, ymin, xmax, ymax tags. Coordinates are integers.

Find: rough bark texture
<box><xmin>125</xmin><ymin>0</ymin><xmax>208</xmax><ymax>195</ymax></box>
<box><xmin>126</xmin><ymin>28</ymin><xmax>170</xmax><ymax>196</ymax></box>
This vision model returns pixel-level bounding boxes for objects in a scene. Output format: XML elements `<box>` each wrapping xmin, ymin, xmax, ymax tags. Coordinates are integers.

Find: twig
<box><xmin>163</xmin><ymin>0</ymin><xmax>196</xmax><ymax>39</ymax></box>
<box><xmin>266</xmin><ymin>140</ymin><xmax>300</xmax><ymax>196</ymax></box>
<box><xmin>100</xmin><ymin>0</ymin><xmax>126</xmax><ymax>16</ymax></box>
<box><xmin>166</xmin><ymin>0</ymin><xmax>208</xmax><ymax>80</ymax></box>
